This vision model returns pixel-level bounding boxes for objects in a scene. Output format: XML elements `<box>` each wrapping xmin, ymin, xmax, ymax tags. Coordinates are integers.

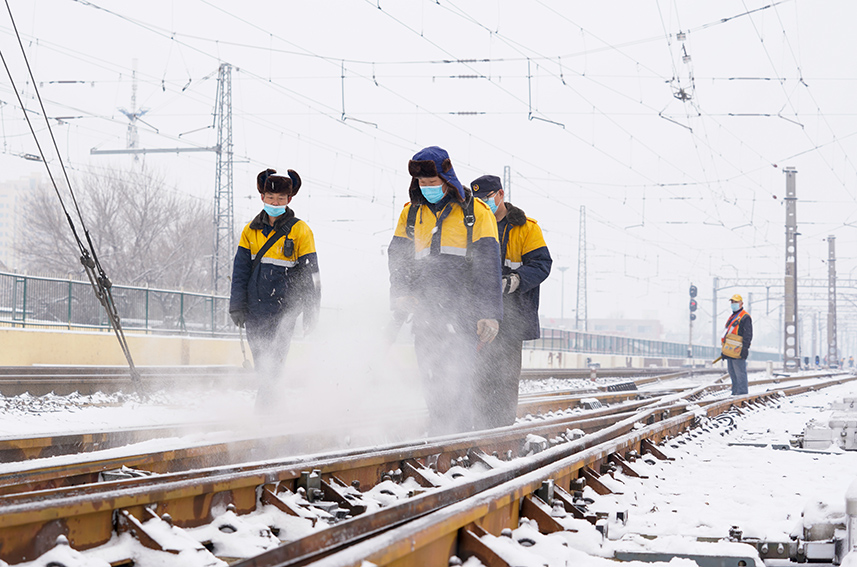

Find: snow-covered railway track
<box><xmin>0</xmin><ymin>365</ymin><xmax>253</xmax><ymax>396</ymax></box>
<box><xmin>0</xmin><ymin>369</ymin><xmax>698</xmax><ymax>465</ymax></box>
<box><xmin>0</xmin><ymin>365</ymin><xmax>703</xmax><ymax>398</ymax></box>
<box><xmin>0</xmin><ymin>374</ymin><xmax>854</xmax><ymax>566</ymax></box>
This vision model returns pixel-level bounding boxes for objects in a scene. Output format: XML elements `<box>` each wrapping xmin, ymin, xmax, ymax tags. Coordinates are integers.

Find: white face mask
<box><xmin>731</xmin><ymin>303</ymin><xmax>741</xmax><ymax>313</ymax></box>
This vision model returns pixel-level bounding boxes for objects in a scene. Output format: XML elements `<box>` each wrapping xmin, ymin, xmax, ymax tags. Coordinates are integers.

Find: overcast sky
<box><xmin>1</xmin><ymin>1</ymin><xmax>855</xmax><ymax>350</ymax></box>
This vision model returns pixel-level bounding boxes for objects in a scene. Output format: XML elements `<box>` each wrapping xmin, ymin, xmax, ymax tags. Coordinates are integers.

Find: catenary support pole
<box><xmin>783</xmin><ymin>167</ymin><xmax>799</xmax><ymax>370</ymax></box>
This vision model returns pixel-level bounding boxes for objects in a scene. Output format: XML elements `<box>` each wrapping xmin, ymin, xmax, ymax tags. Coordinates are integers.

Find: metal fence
<box><xmin>525</xmin><ymin>326</ymin><xmax>781</xmax><ymax>362</ymax></box>
<box><xmin>0</xmin><ymin>271</ymin><xmax>780</xmax><ymax>361</ymax></box>
<box><xmin>0</xmin><ymin>271</ymin><xmax>233</xmax><ymax>336</ymax></box>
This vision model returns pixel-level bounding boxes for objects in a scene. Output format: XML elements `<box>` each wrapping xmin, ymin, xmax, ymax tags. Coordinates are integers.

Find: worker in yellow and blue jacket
<box><xmin>388</xmin><ymin>146</ymin><xmax>503</xmax><ymax>435</ymax></box>
<box><xmin>471</xmin><ymin>174</ymin><xmax>552</xmax><ymax>428</ymax></box>
<box><xmin>229</xmin><ymin>168</ymin><xmax>320</xmax><ymax>409</ymax></box>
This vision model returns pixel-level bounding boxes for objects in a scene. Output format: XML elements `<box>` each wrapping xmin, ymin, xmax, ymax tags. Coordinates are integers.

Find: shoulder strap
<box><xmin>250</xmin><ymin>217</ymin><xmax>299</xmax><ymax>276</ymax></box>
<box><xmin>463</xmin><ymin>196</ymin><xmax>475</xmax><ymax>262</ymax></box>
<box><xmin>405</xmin><ymin>203</ymin><xmax>419</xmax><ymax>238</ymax></box>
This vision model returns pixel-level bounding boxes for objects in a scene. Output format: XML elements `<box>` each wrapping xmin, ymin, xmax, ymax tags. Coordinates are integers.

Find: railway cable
<box><xmin>0</xmin><ymin>0</ymin><xmax>144</xmax><ymax>394</ymax></box>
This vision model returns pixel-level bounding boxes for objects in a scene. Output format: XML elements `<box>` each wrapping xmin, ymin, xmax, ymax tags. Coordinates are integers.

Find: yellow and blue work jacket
<box><xmin>229</xmin><ymin>208</ymin><xmax>320</xmax><ymax>322</ymax></box>
<box><xmin>388</xmin><ymin>192</ymin><xmax>503</xmax><ymax>325</ymax></box>
<box><xmin>496</xmin><ymin>203</ymin><xmax>552</xmax><ymax>340</ymax></box>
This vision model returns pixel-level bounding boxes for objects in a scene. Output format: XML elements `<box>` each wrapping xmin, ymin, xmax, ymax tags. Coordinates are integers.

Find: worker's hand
<box><xmin>230</xmin><ymin>310</ymin><xmax>246</xmax><ymax>328</ymax></box>
<box><xmin>393</xmin><ymin>295</ymin><xmax>419</xmax><ymax>314</ymax></box>
<box><xmin>477</xmin><ymin>318</ymin><xmax>499</xmax><ymax>344</ymax></box>
<box><xmin>502</xmin><ymin>273</ymin><xmax>521</xmax><ymax>294</ymax></box>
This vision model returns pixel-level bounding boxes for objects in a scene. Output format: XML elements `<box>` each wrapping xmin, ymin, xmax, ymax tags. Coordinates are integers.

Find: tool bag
<box><xmin>721</xmin><ymin>333</ymin><xmax>743</xmax><ymax>359</ymax></box>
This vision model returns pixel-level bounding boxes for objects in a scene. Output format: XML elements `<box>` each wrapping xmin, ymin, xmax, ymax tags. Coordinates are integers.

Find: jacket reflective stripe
<box><xmin>505</xmin><ymin>259</ymin><xmax>523</xmax><ymax>269</ymax></box>
<box><xmin>394</xmin><ymin>200</ymin><xmax>497</xmax><ymax>257</ymax></box>
<box><xmin>251</xmin><ymin>255</ymin><xmax>297</xmax><ymax>268</ymax></box>
<box><xmin>440</xmin><ymin>246</ymin><xmax>467</xmax><ymax>257</ymax></box>
<box><xmin>415</xmin><ymin>246</ymin><xmax>467</xmax><ymax>259</ymax></box>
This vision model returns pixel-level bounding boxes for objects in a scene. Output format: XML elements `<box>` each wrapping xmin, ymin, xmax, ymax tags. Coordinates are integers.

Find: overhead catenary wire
<box><xmin>1</xmin><ymin>0</ymin><xmax>143</xmax><ymax>394</ymax></box>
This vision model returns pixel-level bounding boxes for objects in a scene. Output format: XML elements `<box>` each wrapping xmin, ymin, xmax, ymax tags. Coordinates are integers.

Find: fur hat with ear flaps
<box><xmin>256</xmin><ymin>168</ymin><xmax>302</xmax><ymax>197</ymax></box>
<box><xmin>407</xmin><ymin>146</ymin><xmax>465</xmax><ymax>203</ymax></box>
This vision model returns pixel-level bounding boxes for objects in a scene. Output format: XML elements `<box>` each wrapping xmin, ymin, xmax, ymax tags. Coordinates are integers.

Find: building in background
<box><xmin>540</xmin><ymin>316</ymin><xmax>665</xmax><ymax>341</ymax></box>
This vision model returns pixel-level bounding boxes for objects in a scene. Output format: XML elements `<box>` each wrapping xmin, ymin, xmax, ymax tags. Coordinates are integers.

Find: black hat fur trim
<box><xmin>258</xmin><ymin>168</ymin><xmax>302</xmax><ymax>196</ymax></box>
<box><xmin>408</xmin><ymin>159</ymin><xmax>438</xmax><ymax>178</ymax></box>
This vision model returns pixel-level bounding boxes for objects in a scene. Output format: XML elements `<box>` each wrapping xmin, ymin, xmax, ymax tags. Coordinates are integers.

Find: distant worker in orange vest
<box><xmin>722</xmin><ymin>294</ymin><xmax>752</xmax><ymax>395</ymax></box>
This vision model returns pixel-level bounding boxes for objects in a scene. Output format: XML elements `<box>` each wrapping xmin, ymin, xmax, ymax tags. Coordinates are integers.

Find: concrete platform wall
<box><xmin>0</xmin><ymin>327</ymin><xmax>756</xmax><ymax>370</ymax></box>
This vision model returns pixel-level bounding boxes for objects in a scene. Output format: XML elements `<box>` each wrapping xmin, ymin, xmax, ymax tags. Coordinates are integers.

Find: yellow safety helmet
<box><xmin>729</xmin><ymin>294</ymin><xmax>743</xmax><ymax>302</ymax></box>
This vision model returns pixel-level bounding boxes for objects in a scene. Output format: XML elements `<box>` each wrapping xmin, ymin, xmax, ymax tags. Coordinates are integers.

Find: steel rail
<box><xmin>0</xmin><ymin>371</ymin><xmax>840</xmax><ymax>494</ymax></box>
<box><xmin>0</xmin><ymin>393</ymin><xmax>702</xmax><ymax>563</ymax></box>
<box><xmin>0</xmin><ymin>391</ymin><xmax>674</xmax><ymax>498</ymax></box>
<box><xmin>0</xmin><ymin>365</ymin><xmax>696</xmax><ymax>397</ymax></box>
<box><xmin>2</xmin><ymin>374</ymin><xmax>853</xmax><ymax>565</ymax></box>
<box><xmin>0</xmin><ymin>365</ymin><xmax>253</xmax><ymax>396</ymax></box>
<box><xmin>0</xmin><ymin>372</ymin><xmax>849</xmax><ymax>564</ymax></box>
<box><xmin>0</xmin><ymin>368</ymin><xmax>701</xmax><ymax>464</ymax></box>
<box><xmin>236</xmin><ymin>374</ymin><xmax>857</xmax><ymax>567</ymax></box>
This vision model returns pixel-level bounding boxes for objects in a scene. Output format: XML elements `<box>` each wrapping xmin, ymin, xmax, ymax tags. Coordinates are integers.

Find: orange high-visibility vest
<box><xmin>723</xmin><ymin>310</ymin><xmax>747</xmax><ymax>340</ymax></box>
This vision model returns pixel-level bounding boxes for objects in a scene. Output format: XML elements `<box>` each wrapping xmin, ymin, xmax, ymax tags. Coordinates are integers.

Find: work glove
<box><xmin>502</xmin><ymin>273</ymin><xmax>521</xmax><ymax>294</ymax></box>
<box><xmin>476</xmin><ymin>318</ymin><xmax>499</xmax><ymax>344</ymax></box>
<box><xmin>393</xmin><ymin>295</ymin><xmax>420</xmax><ymax>314</ymax></box>
<box><xmin>230</xmin><ymin>310</ymin><xmax>246</xmax><ymax>328</ymax></box>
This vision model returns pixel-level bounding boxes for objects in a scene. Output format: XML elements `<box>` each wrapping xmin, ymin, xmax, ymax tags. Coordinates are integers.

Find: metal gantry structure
<box><xmin>92</xmin><ymin>62</ymin><xmax>234</xmax><ymax>295</ymax></box>
<box><xmin>782</xmin><ymin>168</ymin><xmax>799</xmax><ymax>370</ymax></box>
<box><xmin>575</xmin><ymin>205</ymin><xmax>588</xmax><ymax>332</ymax></box>
<box><xmin>212</xmin><ymin>63</ymin><xmax>234</xmax><ymax>295</ymax></box>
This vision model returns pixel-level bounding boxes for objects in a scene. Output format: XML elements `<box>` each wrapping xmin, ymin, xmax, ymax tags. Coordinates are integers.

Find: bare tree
<box><xmin>18</xmin><ymin>164</ymin><xmax>215</xmax><ymax>292</ymax></box>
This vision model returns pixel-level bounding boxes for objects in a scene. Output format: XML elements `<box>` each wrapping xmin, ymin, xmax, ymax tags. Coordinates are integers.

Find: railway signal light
<box><xmin>689</xmin><ymin>298</ymin><xmax>698</xmax><ymax>312</ymax></box>
<box><xmin>689</xmin><ymin>284</ymin><xmax>697</xmax><ymax>298</ymax></box>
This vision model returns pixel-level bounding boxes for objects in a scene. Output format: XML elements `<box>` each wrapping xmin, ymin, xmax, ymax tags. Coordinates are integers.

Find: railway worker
<box><xmin>388</xmin><ymin>146</ymin><xmax>503</xmax><ymax>435</ymax></box>
<box><xmin>722</xmin><ymin>294</ymin><xmax>752</xmax><ymax>395</ymax></box>
<box><xmin>470</xmin><ymin>175</ymin><xmax>552</xmax><ymax>428</ymax></box>
<box><xmin>229</xmin><ymin>168</ymin><xmax>321</xmax><ymax>410</ymax></box>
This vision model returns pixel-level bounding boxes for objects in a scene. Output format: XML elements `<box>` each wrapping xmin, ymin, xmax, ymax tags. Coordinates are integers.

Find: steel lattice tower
<box><xmin>213</xmin><ymin>63</ymin><xmax>234</xmax><ymax>295</ymax></box>
<box><xmin>503</xmin><ymin>165</ymin><xmax>511</xmax><ymax>201</ymax></box>
<box><xmin>576</xmin><ymin>205</ymin><xmax>588</xmax><ymax>332</ymax></box>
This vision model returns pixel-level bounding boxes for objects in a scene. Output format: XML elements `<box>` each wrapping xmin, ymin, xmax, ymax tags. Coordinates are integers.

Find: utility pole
<box><xmin>782</xmin><ymin>167</ymin><xmax>799</xmax><ymax>370</ymax></box>
<box><xmin>689</xmin><ymin>283</ymin><xmax>698</xmax><ymax>359</ymax></box>
<box><xmin>576</xmin><ymin>205</ymin><xmax>588</xmax><ymax>332</ymax></box>
<box><xmin>503</xmin><ymin>165</ymin><xmax>511</xmax><ymax>202</ymax></box>
<box><xmin>712</xmin><ymin>276</ymin><xmax>718</xmax><ymax>346</ymax></box>
<box><xmin>558</xmin><ymin>266</ymin><xmax>569</xmax><ymax>322</ymax></box>
<box><xmin>212</xmin><ymin>63</ymin><xmax>234</xmax><ymax>295</ymax></box>
<box><xmin>827</xmin><ymin>236</ymin><xmax>838</xmax><ymax>367</ymax></box>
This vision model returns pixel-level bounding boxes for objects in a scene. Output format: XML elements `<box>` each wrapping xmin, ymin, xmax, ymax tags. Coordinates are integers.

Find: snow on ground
<box><xmin>465</xmin><ymin>379</ymin><xmax>857</xmax><ymax>567</ymax></box>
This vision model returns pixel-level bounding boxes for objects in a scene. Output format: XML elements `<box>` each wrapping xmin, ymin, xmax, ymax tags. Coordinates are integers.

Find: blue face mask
<box><xmin>731</xmin><ymin>303</ymin><xmax>741</xmax><ymax>313</ymax></box>
<box><xmin>420</xmin><ymin>184</ymin><xmax>444</xmax><ymax>204</ymax></box>
<box><xmin>481</xmin><ymin>195</ymin><xmax>499</xmax><ymax>214</ymax></box>
<box><xmin>263</xmin><ymin>203</ymin><xmax>287</xmax><ymax>217</ymax></box>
